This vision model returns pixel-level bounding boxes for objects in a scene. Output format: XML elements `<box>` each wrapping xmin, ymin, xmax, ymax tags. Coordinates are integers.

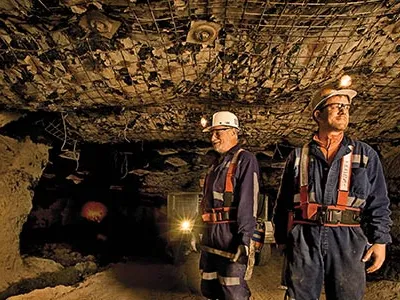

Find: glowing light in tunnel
<box><xmin>179</xmin><ymin>220</ymin><xmax>192</xmax><ymax>232</ymax></box>
<box><xmin>339</xmin><ymin>75</ymin><xmax>352</xmax><ymax>88</ymax></box>
<box><xmin>81</xmin><ymin>201</ymin><xmax>108</xmax><ymax>223</ymax></box>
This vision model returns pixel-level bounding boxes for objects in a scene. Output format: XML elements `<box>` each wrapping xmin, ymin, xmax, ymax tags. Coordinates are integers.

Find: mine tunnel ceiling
<box><xmin>0</xmin><ymin>0</ymin><xmax>399</xmax><ymax>148</ymax></box>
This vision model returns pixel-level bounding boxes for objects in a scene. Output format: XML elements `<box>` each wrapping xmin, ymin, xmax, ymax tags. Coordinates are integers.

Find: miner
<box><xmin>273</xmin><ymin>79</ymin><xmax>392</xmax><ymax>300</ymax></box>
<box><xmin>199</xmin><ymin>111</ymin><xmax>260</xmax><ymax>300</ymax></box>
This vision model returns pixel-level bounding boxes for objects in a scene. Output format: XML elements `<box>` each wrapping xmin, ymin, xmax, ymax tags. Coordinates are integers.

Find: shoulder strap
<box><xmin>299</xmin><ymin>144</ymin><xmax>317</xmax><ymax>219</ymax></box>
<box><xmin>337</xmin><ymin>145</ymin><xmax>354</xmax><ymax>207</ymax></box>
<box><xmin>299</xmin><ymin>144</ymin><xmax>310</xmax><ymax>205</ymax></box>
<box><xmin>225</xmin><ymin>148</ymin><xmax>244</xmax><ymax>193</ymax></box>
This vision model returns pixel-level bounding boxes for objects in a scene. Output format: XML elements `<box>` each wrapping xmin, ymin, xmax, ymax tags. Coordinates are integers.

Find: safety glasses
<box><xmin>320</xmin><ymin>103</ymin><xmax>351</xmax><ymax>112</ymax></box>
<box><xmin>209</xmin><ymin>127</ymin><xmax>231</xmax><ymax>138</ymax></box>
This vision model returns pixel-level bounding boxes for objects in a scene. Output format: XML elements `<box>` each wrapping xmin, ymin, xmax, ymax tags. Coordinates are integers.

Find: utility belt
<box><xmin>202</xmin><ymin>207</ymin><xmax>237</xmax><ymax>224</ymax></box>
<box><xmin>292</xmin><ymin>204</ymin><xmax>361</xmax><ymax>227</ymax></box>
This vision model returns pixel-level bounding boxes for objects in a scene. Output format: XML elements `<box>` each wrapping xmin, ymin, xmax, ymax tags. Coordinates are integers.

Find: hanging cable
<box><xmin>72</xmin><ymin>140</ymin><xmax>80</xmax><ymax>171</ymax></box>
<box><xmin>60</xmin><ymin>112</ymin><xmax>68</xmax><ymax>152</ymax></box>
<box><xmin>120</xmin><ymin>153</ymin><xmax>129</xmax><ymax>179</ymax></box>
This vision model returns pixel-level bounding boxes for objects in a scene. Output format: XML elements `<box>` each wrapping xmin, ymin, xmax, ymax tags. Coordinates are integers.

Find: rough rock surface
<box><xmin>5</xmin><ymin>251</ymin><xmax>400</xmax><ymax>300</ymax></box>
<box><xmin>0</xmin><ymin>135</ymin><xmax>49</xmax><ymax>291</ymax></box>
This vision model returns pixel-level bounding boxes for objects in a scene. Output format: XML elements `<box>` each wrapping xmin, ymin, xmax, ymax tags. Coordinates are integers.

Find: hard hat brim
<box><xmin>313</xmin><ymin>89</ymin><xmax>357</xmax><ymax>112</ymax></box>
<box><xmin>202</xmin><ymin>124</ymin><xmax>239</xmax><ymax>133</ymax></box>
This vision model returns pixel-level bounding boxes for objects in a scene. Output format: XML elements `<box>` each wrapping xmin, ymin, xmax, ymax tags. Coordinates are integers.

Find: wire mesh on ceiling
<box><xmin>0</xmin><ymin>0</ymin><xmax>398</xmax><ymax>109</ymax></box>
<box><xmin>0</xmin><ymin>0</ymin><xmax>399</xmax><ymax>145</ymax></box>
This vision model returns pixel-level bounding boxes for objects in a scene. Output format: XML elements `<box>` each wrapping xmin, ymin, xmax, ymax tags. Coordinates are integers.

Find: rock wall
<box><xmin>379</xmin><ymin>143</ymin><xmax>400</xmax><ymax>244</ymax></box>
<box><xmin>0</xmin><ymin>135</ymin><xmax>48</xmax><ymax>291</ymax></box>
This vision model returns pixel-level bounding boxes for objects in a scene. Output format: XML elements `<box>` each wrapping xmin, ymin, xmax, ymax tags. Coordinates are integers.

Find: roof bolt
<box><xmin>196</xmin><ymin>30</ymin><xmax>211</xmax><ymax>42</ymax></box>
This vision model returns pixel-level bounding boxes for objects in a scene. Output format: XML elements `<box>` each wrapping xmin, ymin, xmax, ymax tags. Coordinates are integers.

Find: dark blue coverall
<box><xmin>273</xmin><ymin>136</ymin><xmax>392</xmax><ymax>300</ymax></box>
<box><xmin>200</xmin><ymin>144</ymin><xmax>260</xmax><ymax>300</ymax></box>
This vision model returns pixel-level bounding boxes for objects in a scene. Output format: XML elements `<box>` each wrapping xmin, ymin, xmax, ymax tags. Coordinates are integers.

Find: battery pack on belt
<box><xmin>202</xmin><ymin>207</ymin><xmax>237</xmax><ymax>223</ymax></box>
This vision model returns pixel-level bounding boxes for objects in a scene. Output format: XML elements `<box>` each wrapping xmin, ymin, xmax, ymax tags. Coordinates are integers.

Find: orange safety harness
<box><xmin>290</xmin><ymin>144</ymin><xmax>361</xmax><ymax>228</ymax></box>
<box><xmin>201</xmin><ymin>148</ymin><xmax>266</xmax><ymax>253</ymax></box>
<box><xmin>202</xmin><ymin>149</ymin><xmax>244</xmax><ymax>224</ymax></box>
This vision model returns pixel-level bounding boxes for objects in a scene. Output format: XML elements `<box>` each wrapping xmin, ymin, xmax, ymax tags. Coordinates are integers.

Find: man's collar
<box><xmin>309</xmin><ymin>134</ymin><xmax>353</xmax><ymax>155</ymax></box>
<box><xmin>313</xmin><ymin>131</ymin><xmax>344</xmax><ymax>148</ymax></box>
<box><xmin>221</xmin><ymin>143</ymin><xmax>241</xmax><ymax>157</ymax></box>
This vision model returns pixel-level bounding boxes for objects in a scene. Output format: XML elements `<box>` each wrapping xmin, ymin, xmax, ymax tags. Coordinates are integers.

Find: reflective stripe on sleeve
<box><xmin>352</xmin><ymin>154</ymin><xmax>369</xmax><ymax>166</ymax></box>
<box><xmin>351</xmin><ymin>198</ymin><xmax>366</xmax><ymax>208</ymax></box>
<box><xmin>347</xmin><ymin>196</ymin><xmax>355</xmax><ymax>206</ymax></box>
<box><xmin>294</xmin><ymin>156</ymin><xmax>300</xmax><ymax>167</ymax></box>
<box><xmin>202</xmin><ymin>271</ymin><xmax>218</xmax><ymax>280</ymax></box>
<box><xmin>213</xmin><ymin>191</ymin><xmax>224</xmax><ymax>201</ymax></box>
<box><xmin>253</xmin><ymin>172</ymin><xmax>259</xmax><ymax>218</ymax></box>
<box><xmin>218</xmin><ymin>275</ymin><xmax>240</xmax><ymax>286</ymax></box>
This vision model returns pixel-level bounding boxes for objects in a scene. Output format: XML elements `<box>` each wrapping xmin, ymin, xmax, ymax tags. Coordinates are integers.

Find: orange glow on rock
<box><xmin>81</xmin><ymin>201</ymin><xmax>108</xmax><ymax>223</ymax></box>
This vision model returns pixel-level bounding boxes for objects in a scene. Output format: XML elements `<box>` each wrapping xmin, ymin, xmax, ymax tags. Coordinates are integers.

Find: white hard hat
<box><xmin>202</xmin><ymin>111</ymin><xmax>239</xmax><ymax>132</ymax></box>
<box><xmin>312</xmin><ymin>84</ymin><xmax>357</xmax><ymax>113</ymax></box>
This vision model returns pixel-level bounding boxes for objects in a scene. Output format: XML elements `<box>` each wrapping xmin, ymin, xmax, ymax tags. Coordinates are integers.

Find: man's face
<box><xmin>315</xmin><ymin>95</ymin><xmax>351</xmax><ymax>132</ymax></box>
<box><xmin>209</xmin><ymin>126</ymin><xmax>237</xmax><ymax>153</ymax></box>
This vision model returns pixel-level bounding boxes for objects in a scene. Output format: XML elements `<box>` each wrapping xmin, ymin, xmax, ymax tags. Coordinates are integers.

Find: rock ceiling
<box><xmin>0</xmin><ymin>0</ymin><xmax>399</xmax><ymax>149</ymax></box>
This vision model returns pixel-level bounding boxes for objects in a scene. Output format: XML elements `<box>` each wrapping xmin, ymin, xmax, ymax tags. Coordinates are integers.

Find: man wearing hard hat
<box><xmin>199</xmin><ymin>111</ymin><xmax>260</xmax><ymax>300</ymax></box>
<box><xmin>273</xmin><ymin>79</ymin><xmax>392</xmax><ymax>300</ymax></box>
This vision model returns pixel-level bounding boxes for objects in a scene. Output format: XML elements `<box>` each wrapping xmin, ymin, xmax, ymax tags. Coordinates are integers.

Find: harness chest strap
<box><xmin>299</xmin><ymin>145</ymin><xmax>313</xmax><ymax>219</ymax></box>
<box><xmin>296</xmin><ymin>144</ymin><xmax>359</xmax><ymax>226</ymax></box>
<box><xmin>337</xmin><ymin>146</ymin><xmax>353</xmax><ymax>207</ymax></box>
<box><xmin>225</xmin><ymin>149</ymin><xmax>244</xmax><ymax>193</ymax></box>
<box><xmin>202</xmin><ymin>149</ymin><xmax>244</xmax><ymax>224</ymax></box>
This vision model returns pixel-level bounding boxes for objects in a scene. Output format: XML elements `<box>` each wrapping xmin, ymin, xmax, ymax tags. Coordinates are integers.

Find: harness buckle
<box><xmin>318</xmin><ymin>206</ymin><xmax>327</xmax><ymax>224</ymax></box>
<box><xmin>318</xmin><ymin>206</ymin><xmax>342</xmax><ymax>225</ymax></box>
<box><xmin>293</xmin><ymin>205</ymin><xmax>361</xmax><ymax>226</ymax></box>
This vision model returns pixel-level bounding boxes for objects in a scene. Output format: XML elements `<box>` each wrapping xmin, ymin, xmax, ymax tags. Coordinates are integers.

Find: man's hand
<box><xmin>362</xmin><ymin>243</ymin><xmax>386</xmax><ymax>273</ymax></box>
<box><xmin>190</xmin><ymin>232</ymin><xmax>198</xmax><ymax>252</ymax></box>
<box><xmin>231</xmin><ymin>245</ymin><xmax>247</xmax><ymax>262</ymax></box>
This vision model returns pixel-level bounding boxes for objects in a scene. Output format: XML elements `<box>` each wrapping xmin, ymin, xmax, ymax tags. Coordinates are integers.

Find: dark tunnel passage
<box><xmin>19</xmin><ymin>143</ymin><xmax>174</xmax><ymax>267</ymax></box>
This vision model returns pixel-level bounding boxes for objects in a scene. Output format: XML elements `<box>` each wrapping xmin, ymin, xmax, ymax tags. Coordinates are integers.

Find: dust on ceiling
<box><xmin>0</xmin><ymin>0</ymin><xmax>399</xmax><ymax>147</ymax></box>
